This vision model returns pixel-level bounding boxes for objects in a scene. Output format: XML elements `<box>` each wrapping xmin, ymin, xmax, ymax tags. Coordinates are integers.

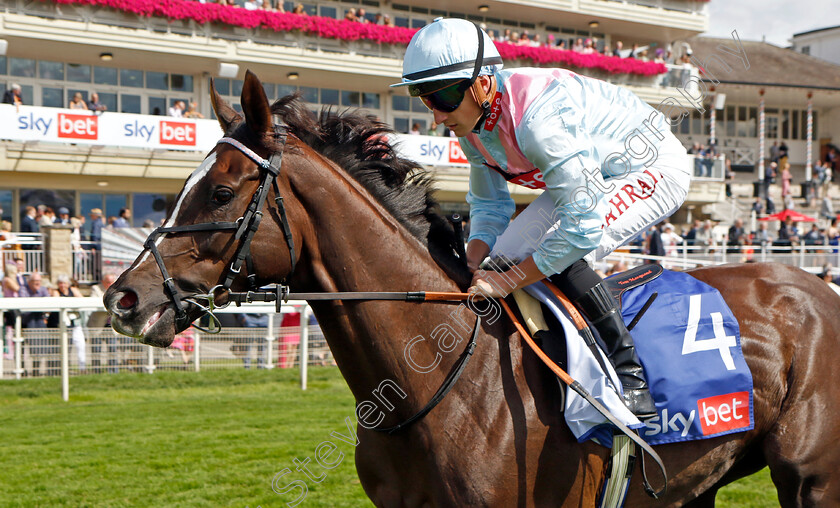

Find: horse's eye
<box><xmin>212</xmin><ymin>188</ymin><xmax>234</xmax><ymax>205</ymax></box>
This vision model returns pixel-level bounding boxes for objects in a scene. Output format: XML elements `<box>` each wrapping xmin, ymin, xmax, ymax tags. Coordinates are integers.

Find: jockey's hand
<box><xmin>468</xmin><ymin>273</ymin><xmax>512</xmax><ymax>299</ymax></box>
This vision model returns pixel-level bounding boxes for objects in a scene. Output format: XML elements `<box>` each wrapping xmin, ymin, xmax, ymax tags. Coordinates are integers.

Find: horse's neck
<box><xmin>289</xmin><ymin>153</ymin><xmax>474</xmax><ymax>404</ymax></box>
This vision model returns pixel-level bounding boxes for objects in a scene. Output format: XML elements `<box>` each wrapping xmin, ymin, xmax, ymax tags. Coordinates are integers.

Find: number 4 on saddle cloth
<box><xmin>523</xmin><ymin>265</ymin><xmax>755</xmax><ymax>447</ymax></box>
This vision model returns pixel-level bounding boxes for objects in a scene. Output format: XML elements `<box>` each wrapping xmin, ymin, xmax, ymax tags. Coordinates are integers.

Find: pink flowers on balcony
<box><xmin>47</xmin><ymin>0</ymin><xmax>667</xmax><ymax>76</ymax></box>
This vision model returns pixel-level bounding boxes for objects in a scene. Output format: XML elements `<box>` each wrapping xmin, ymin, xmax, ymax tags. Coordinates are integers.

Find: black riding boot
<box><xmin>574</xmin><ymin>283</ymin><xmax>656</xmax><ymax>418</ymax></box>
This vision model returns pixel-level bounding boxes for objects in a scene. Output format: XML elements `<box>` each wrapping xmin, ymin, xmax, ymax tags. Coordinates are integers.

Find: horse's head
<box><xmin>104</xmin><ymin>71</ymin><xmax>300</xmax><ymax>347</ymax></box>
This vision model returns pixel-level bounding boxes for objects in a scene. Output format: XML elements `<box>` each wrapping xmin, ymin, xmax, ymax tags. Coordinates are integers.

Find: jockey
<box><xmin>392</xmin><ymin>18</ymin><xmax>691</xmax><ymax>418</ymax></box>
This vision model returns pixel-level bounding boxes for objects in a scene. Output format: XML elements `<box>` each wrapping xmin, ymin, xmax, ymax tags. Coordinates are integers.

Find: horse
<box><xmin>104</xmin><ymin>71</ymin><xmax>840</xmax><ymax>507</ymax></box>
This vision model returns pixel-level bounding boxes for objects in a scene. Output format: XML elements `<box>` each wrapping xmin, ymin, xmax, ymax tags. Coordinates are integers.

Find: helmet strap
<box><xmin>470</xmin><ymin>76</ymin><xmax>495</xmax><ymax>133</ymax></box>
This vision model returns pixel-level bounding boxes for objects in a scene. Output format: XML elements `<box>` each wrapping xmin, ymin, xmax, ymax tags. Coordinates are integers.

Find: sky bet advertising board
<box><xmin>2</xmin><ymin>104</ymin><xmax>223</xmax><ymax>151</ymax></box>
<box><xmin>2</xmin><ymin>104</ymin><xmax>471</xmax><ymax>166</ymax></box>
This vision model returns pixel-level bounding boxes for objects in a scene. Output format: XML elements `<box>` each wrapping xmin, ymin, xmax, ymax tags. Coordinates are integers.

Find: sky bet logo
<box><xmin>17</xmin><ymin>112</ymin><xmax>53</xmax><ymax>135</ymax></box>
<box><xmin>160</xmin><ymin>120</ymin><xmax>196</xmax><ymax>146</ymax></box>
<box><xmin>58</xmin><ymin>113</ymin><xmax>98</xmax><ymax>139</ymax></box>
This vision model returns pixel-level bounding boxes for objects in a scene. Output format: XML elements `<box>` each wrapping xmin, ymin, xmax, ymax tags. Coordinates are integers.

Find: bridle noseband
<box><xmin>143</xmin><ymin>124</ymin><xmax>296</xmax><ymax>332</ymax></box>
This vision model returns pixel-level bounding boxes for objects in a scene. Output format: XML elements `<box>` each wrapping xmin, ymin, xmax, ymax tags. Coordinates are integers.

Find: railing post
<box><xmin>300</xmin><ymin>306</ymin><xmax>310</xmax><ymax>391</ymax></box>
<box><xmin>265</xmin><ymin>313</ymin><xmax>275</xmax><ymax>370</ymax></box>
<box><xmin>14</xmin><ymin>314</ymin><xmax>23</xmax><ymax>380</ymax></box>
<box><xmin>60</xmin><ymin>309</ymin><xmax>69</xmax><ymax>402</ymax></box>
<box><xmin>193</xmin><ymin>329</ymin><xmax>201</xmax><ymax>372</ymax></box>
<box><xmin>145</xmin><ymin>345</ymin><xmax>156</xmax><ymax>374</ymax></box>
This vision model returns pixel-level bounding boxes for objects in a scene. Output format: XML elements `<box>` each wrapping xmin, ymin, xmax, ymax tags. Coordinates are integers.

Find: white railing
<box><xmin>0</xmin><ymin>298</ymin><xmax>324</xmax><ymax>400</ymax></box>
<box><xmin>2</xmin><ymin>237</ymin><xmax>101</xmax><ymax>283</ymax></box>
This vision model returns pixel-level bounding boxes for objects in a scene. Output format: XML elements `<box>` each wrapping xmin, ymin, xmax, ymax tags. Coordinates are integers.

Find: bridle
<box><xmin>143</xmin><ymin>124</ymin><xmax>296</xmax><ymax>332</ymax></box>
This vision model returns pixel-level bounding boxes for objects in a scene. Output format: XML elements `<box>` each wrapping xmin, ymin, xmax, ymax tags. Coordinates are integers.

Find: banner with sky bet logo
<box><xmin>1</xmin><ymin>104</ymin><xmax>223</xmax><ymax>151</ymax></box>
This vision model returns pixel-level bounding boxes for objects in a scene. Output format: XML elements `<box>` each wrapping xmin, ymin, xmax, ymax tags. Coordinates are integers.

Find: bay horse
<box><xmin>105</xmin><ymin>71</ymin><xmax>840</xmax><ymax>507</ymax></box>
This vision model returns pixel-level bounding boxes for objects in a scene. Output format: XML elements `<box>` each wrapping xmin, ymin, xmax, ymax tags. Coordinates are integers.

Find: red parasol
<box><xmin>758</xmin><ymin>209</ymin><xmax>817</xmax><ymax>222</ymax></box>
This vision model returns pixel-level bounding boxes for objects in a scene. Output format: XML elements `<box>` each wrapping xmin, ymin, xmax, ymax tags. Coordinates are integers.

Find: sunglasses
<box><xmin>408</xmin><ymin>79</ymin><xmax>472</xmax><ymax>113</ymax></box>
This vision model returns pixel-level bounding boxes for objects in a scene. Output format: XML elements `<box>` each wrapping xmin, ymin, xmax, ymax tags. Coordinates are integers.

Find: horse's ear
<box><xmin>240</xmin><ymin>70</ymin><xmax>273</xmax><ymax>135</ymax></box>
<box><xmin>210</xmin><ymin>78</ymin><xmax>240</xmax><ymax>133</ymax></box>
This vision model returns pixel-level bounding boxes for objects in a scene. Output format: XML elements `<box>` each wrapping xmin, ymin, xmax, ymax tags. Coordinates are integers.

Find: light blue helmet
<box><xmin>391</xmin><ymin>18</ymin><xmax>503</xmax><ymax>88</ymax></box>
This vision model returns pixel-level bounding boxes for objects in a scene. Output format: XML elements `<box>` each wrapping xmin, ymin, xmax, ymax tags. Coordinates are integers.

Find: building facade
<box><xmin>1</xmin><ymin>0</ymin><xmax>720</xmax><ymax>238</ymax></box>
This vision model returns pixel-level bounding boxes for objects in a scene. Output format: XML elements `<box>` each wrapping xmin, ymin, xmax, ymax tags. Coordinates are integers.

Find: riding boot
<box><xmin>574</xmin><ymin>283</ymin><xmax>656</xmax><ymax>419</ymax></box>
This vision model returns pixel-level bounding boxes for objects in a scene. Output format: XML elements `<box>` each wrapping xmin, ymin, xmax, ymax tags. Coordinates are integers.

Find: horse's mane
<box><xmin>268</xmin><ymin>94</ymin><xmax>470</xmax><ymax>286</ymax></box>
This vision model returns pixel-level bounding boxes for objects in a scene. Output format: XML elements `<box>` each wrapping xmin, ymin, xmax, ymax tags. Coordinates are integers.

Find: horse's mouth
<box><xmin>111</xmin><ymin>304</ymin><xmax>176</xmax><ymax>348</ymax></box>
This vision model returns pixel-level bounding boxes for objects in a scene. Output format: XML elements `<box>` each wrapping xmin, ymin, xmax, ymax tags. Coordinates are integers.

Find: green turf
<box><xmin>0</xmin><ymin>368</ymin><xmax>778</xmax><ymax>507</ymax></box>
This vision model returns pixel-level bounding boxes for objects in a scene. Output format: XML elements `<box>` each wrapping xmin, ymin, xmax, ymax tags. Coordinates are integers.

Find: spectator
<box><xmin>21</xmin><ymin>206</ymin><xmax>39</xmax><ymax>234</ymax></box>
<box><xmin>356</xmin><ymin>7</ymin><xmax>369</xmax><ymax>22</ymax></box>
<box><xmin>183</xmin><ymin>102</ymin><xmax>204</xmax><ymax>119</ymax></box>
<box><xmin>683</xmin><ymin>219</ymin><xmax>700</xmax><ymax>246</ymax></box>
<box><xmin>628</xmin><ymin>43</ymin><xmax>639</xmax><ymax>58</ymax></box>
<box><xmin>243</xmin><ymin>0</ymin><xmax>262</xmax><ymax>10</ymax></box>
<box><xmin>645</xmin><ymin>223</ymin><xmax>665</xmax><ymax>264</ymax></box>
<box><xmin>821</xmin><ymin>193</ymin><xmax>834</xmax><ymax>220</ymax></box>
<box><xmin>409</xmin><ymin>122</ymin><xmax>421</xmax><ymax>135</ymax></box>
<box><xmin>68</xmin><ymin>92</ymin><xmax>88</xmax><ymax>110</ymax></box>
<box><xmin>582</xmin><ymin>38</ymin><xmax>595</xmax><ymax>54</ymax></box>
<box><xmin>142</xmin><ymin>219</ymin><xmax>156</xmax><ymax>228</ymax></box>
<box><xmin>779</xmin><ymin>141</ymin><xmax>789</xmax><ymax>170</ymax></box>
<box><xmin>751</xmin><ymin>197</ymin><xmax>763</xmax><ymax>217</ymax></box>
<box><xmin>382</xmin><ymin>14</ymin><xmax>394</xmax><ymax>27</ymax></box>
<box><xmin>428</xmin><ymin>122</ymin><xmax>440</xmax><ymax>136</ymax></box>
<box><xmin>754</xmin><ymin>222</ymin><xmax>772</xmax><ymax>247</ymax></box>
<box><xmin>88</xmin><ymin>273</ymin><xmax>118</xmax><ymax>373</ymax></box>
<box><xmin>113</xmin><ymin>208</ymin><xmax>131</xmax><ymax>228</ymax></box>
<box><xmin>19</xmin><ymin>272</ymin><xmax>50</xmax><ymax>376</ymax></box>
<box><xmin>781</xmin><ymin>162</ymin><xmax>792</xmax><ymax>205</ymax></box>
<box><xmin>234</xmin><ymin>313</ymin><xmax>268</xmax><ymax>369</ymax></box>
<box><xmin>2</xmin><ymin>84</ymin><xmax>23</xmax><ymax>105</ymax></box>
<box><xmin>344</xmin><ymin>7</ymin><xmax>357</xmax><ymax>21</ymax></box>
<box><xmin>169</xmin><ymin>328</ymin><xmax>195</xmax><ymax>368</ymax></box>
<box><xmin>48</xmin><ymin>274</ymin><xmax>85</xmax><ymax>372</ymax></box>
<box><xmin>777</xmin><ymin>216</ymin><xmax>800</xmax><ymax>246</ymax></box>
<box><xmin>278</xmin><ymin>311</ymin><xmax>301</xmax><ymax>368</ymax></box>
<box><xmin>694</xmin><ymin>220</ymin><xmax>714</xmax><ymax>254</ymax></box>
<box><xmin>769</xmin><ymin>141</ymin><xmax>780</xmax><ymax>164</ymax></box>
<box><xmin>292</xmin><ymin>3</ymin><xmax>305</xmax><ymax>14</ymax></box>
<box><xmin>3</xmin><ymin>262</ymin><xmax>21</xmax><ymax>359</ymax></box>
<box><xmin>38</xmin><ymin>207</ymin><xmax>56</xmax><ymax>227</ymax></box>
<box><xmin>613</xmin><ymin>41</ymin><xmax>624</xmax><ymax>57</ymax></box>
<box><xmin>660</xmin><ymin>223</ymin><xmax>683</xmax><ymax>260</ymax></box>
<box><xmin>373</xmin><ymin>13</ymin><xmax>383</xmax><ymax>25</ymax></box>
<box><xmin>803</xmin><ymin>224</ymin><xmax>824</xmax><ymax>246</ymax></box>
<box><xmin>0</xmin><ymin>85</ymin><xmax>19</xmax><ymax>110</ymax></box>
<box><xmin>572</xmin><ymin>38</ymin><xmax>584</xmax><ymax>52</ymax></box>
<box><xmin>168</xmin><ymin>100</ymin><xmax>185</xmax><ymax>118</ymax></box>
<box><xmin>727</xmin><ymin>218</ymin><xmax>747</xmax><ymax>254</ymax></box>
<box><xmin>88</xmin><ymin>208</ymin><xmax>104</xmax><ymax>244</ymax></box>
<box><xmin>502</xmin><ymin>29</ymin><xmax>511</xmax><ymax>43</ymax></box>
<box><xmin>56</xmin><ymin>207</ymin><xmax>71</xmax><ymax>225</ymax></box>
<box><xmin>87</xmin><ymin>92</ymin><xmax>107</xmax><ymax>112</ymax></box>
<box><xmin>821</xmin><ymin>265</ymin><xmax>840</xmax><ymax>296</ymax></box>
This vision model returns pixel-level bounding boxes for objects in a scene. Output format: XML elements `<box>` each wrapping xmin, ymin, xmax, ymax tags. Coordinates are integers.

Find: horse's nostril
<box><xmin>118</xmin><ymin>291</ymin><xmax>138</xmax><ymax>310</ymax></box>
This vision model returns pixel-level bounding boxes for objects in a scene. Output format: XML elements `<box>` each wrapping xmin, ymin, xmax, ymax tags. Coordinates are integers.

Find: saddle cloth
<box><xmin>523</xmin><ymin>268</ymin><xmax>755</xmax><ymax>447</ymax></box>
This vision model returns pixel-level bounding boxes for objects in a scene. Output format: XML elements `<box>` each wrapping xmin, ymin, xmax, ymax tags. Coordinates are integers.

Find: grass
<box><xmin>0</xmin><ymin>368</ymin><xmax>779</xmax><ymax>507</ymax></box>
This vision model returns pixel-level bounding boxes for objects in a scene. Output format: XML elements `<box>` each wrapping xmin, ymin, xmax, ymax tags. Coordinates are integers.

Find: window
<box><xmin>42</xmin><ymin>87</ymin><xmax>64</xmax><ymax>108</ymax></box>
<box><xmin>39</xmin><ymin>61</ymin><xmax>64</xmax><ymax>80</ymax></box>
<box><xmin>320</xmin><ymin>88</ymin><xmax>339</xmax><ymax>105</ymax></box>
<box><xmin>105</xmin><ymin>194</ymin><xmax>128</xmax><ymax>220</ymax></box>
<box><xmin>19</xmin><ymin>189</ymin><xmax>74</xmax><ymax>219</ymax></box>
<box><xmin>120</xmin><ymin>69</ymin><xmax>144</xmax><ymax>88</ymax></box>
<box><xmin>262</xmin><ymin>83</ymin><xmax>275</xmax><ymax>100</ymax></box>
<box><xmin>392</xmin><ymin>95</ymin><xmax>410</xmax><ymax>112</ymax></box>
<box><xmin>67</xmin><ymin>64</ymin><xmax>91</xmax><ymax>83</ymax></box>
<box><xmin>725</xmin><ymin>105</ymin><xmax>735</xmax><ymax>137</ymax></box>
<box><xmin>782</xmin><ymin>109</ymin><xmax>790</xmax><ymax>139</ymax></box>
<box><xmin>214</xmin><ymin>78</ymin><xmax>231</xmax><ymax>96</ymax></box>
<box><xmin>94</xmin><ymin>66</ymin><xmax>118</xmax><ymax>86</ymax></box>
<box><xmin>690</xmin><ymin>110</ymin><xmax>701</xmax><ymax>135</ymax></box>
<box><xmin>9</xmin><ymin>57</ymin><xmax>36</xmax><ymax>77</ymax></box>
<box><xmin>232</xmin><ymin>79</ymin><xmax>244</xmax><ymax>97</ymax></box>
<box><xmin>362</xmin><ymin>92</ymin><xmax>380</xmax><ymax>109</ymax></box>
<box><xmin>121</xmin><ymin>94</ymin><xmax>141</xmax><ymax>114</ymax></box>
<box><xmin>299</xmin><ymin>86</ymin><xmax>318</xmax><ymax>104</ymax></box>
<box><xmin>801</xmin><ymin>46</ymin><xmax>810</xmax><ymax>56</ymax></box>
<box><xmin>747</xmin><ymin>107</ymin><xmax>757</xmax><ymax>137</ymax></box>
<box><xmin>99</xmin><ymin>93</ymin><xmax>117</xmax><ymax>113</ymax></box>
<box><xmin>792</xmin><ymin>110</ymin><xmax>799</xmax><ymax>140</ymax></box>
<box><xmin>146</xmin><ymin>71</ymin><xmax>168</xmax><ymax>90</ymax></box>
<box><xmin>277</xmin><ymin>84</ymin><xmax>296</xmax><ymax>98</ymax></box>
<box><xmin>149</xmin><ymin>97</ymin><xmax>166</xmax><ymax>116</ymax></box>
<box><xmin>0</xmin><ymin>190</ymin><xmax>12</xmax><ymax>224</ymax></box>
<box><xmin>133</xmin><ymin>193</ymin><xmax>176</xmax><ymax>228</ymax></box>
<box><xmin>170</xmin><ymin>74</ymin><xmax>193</xmax><ymax>92</ymax></box>
<box><xmin>341</xmin><ymin>91</ymin><xmax>361</xmax><ymax>107</ymax></box>
<box><xmin>0</xmin><ymin>56</ymin><xmax>6</xmax><ymax>75</ymax></box>
<box><xmin>319</xmin><ymin>5</ymin><xmax>337</xmax><ymax>18</ymax></box>
<box><xmin>394</xmin><ymin>117</ymin><xmax>409</xmax><ymax>133</ymax></box>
